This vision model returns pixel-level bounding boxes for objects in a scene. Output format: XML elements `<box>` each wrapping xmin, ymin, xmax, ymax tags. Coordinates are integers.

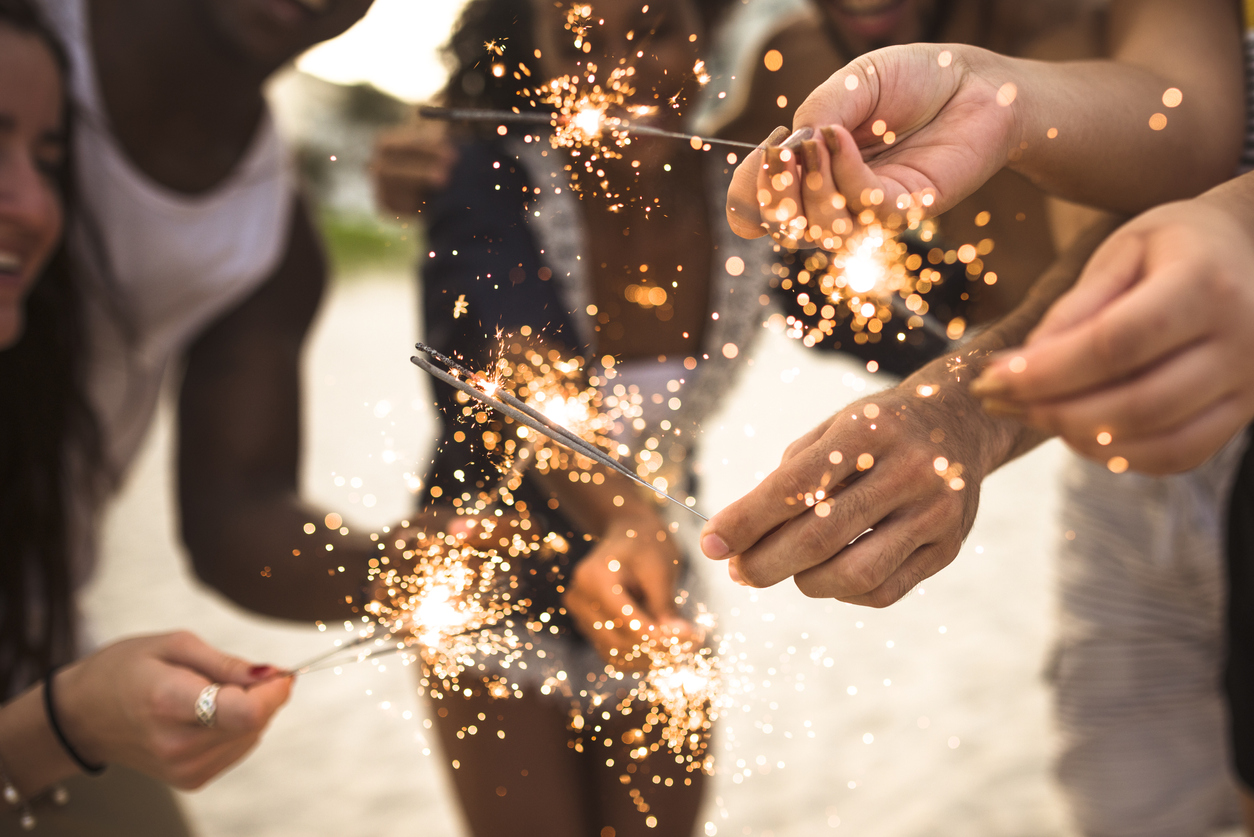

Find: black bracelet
<box><xmin>43</xmin><ymin>666</ymin><xmax>106</xmax><ymax>776</ymax></box>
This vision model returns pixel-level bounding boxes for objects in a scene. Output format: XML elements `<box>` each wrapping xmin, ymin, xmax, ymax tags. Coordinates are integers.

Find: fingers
<box><xmin>974</xmin><ymin>262</ymin><xmax>1209</xmax><ymax>404</ymax></box>
<box><xmin>727</xmin><ymin>126</ymin><xmax>789</xmax><ymax>239</ymax></box>
<box><xmin>567</xmin><ymin>560</ymin><xmax>649</xmax><ymax>664</ymax></box>
<box><xmin>731</xmin><ymin>469</ymin><xmax>925</xmax><ymax>589</ymax></box>
<box><xmin>213</xmin><ymin>679</ymin><xmax>293</xmax><ymax>735</ymax></box>
<box><xmin>1027</xmin><ymin>230</ymin><xmax>1147</xmax><ymax>343</ymax></box>
<box><xmin>820</xmin><ymin>125</ymin><xmax>886</xmax><ymax>217</ymax></box>
<box><xmin>781</xmin><ymin>417</ymin><xmax>833</xmax><ymax>465</ymax></box>
<box><xmin>796</xmin><ymin>135</ymin><xmax>852</xmax><ymax>246</ymax></box>
<box><xmin>701</xmin><ymin>441</ymin><xmax>856</xmax><ymax>562</ymax></box>
<box><xmin>835</xmin><ymin>542</ymin><xmax>952</xmax><ymax>608</ymax></box>
<box><xmin>758</xmin><ymin>145</ymin><xmax>806</xmax><ymax>247</ymax></box>
<box><xmin>1074</xmin><ymin>395</ymin><xmax>1251</xmax><ymax>476</ymax></box>
<box><xmin>1016</xmin><ymin>343</ymin><xmax>1232</xmax><ymax>447</ymax></box>
<box><xmin>159</xmin><ymin>632</ymin><xmax>273</xmax><ymax>689</ymax></box>
<box><xmin>371</xmin><ymin>121</ymin><xmax>457</xmax><ymax>214</ymax></box>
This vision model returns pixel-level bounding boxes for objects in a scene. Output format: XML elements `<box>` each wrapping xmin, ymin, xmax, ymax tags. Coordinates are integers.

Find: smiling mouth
<box><xmin>833</xmin><ymin>0</ymin><xmax>907</xmax><ymax>16</ymax></box>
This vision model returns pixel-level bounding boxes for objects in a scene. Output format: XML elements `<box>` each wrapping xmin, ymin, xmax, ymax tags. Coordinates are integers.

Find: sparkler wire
<box><xmin>411</xmin><ymin>346</ymin><xmax>708</xmax><ymax>520</ymax></box>
<box><xmin>417</xmin><ymin>105</ymin><xmax>763</xmax><ymax>151</ymax></box>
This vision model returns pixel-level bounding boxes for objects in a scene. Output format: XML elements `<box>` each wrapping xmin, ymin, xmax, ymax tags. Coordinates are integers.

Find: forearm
<box><xmin>1001</xmin><ymin>63</ymin><xmax>1241</xmax><ymax>211</ymax></box>
<box><xmin>992</xmin><ymin>1</ymin><xmax>1243</xmax><ymax>211</ymax></box>
<box><xmin>182</xmin><ymin>490</ymin><xmax>373</xmax><ymax>623</ymax></box>
<box><xmin>904</xmin><ymin>217</ymin><xmax>1124</xmax><ymax>472</ymax></box>
<box><xmin>0</xmin><ymin>683</ymin><xmax>76</xmax><ymax>798</ymax></box>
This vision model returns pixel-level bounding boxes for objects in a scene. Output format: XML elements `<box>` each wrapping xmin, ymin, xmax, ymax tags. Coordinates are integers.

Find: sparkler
<box><xmin>775</xmin><ymin>223</ymin><xmax>960</xmax><ymax>349</ymax></box>
<box><xmin>366</xmin><ymin>529</ymin><xmax>531</xmax><ymax>695</ymax></box>
<box><xmin>626</xmin><ymin>636</ymin><xmax>723</xmax><ymax>771</ymax></box>
<box><xmin>417</xmin><ymin>105</ymin><xmax>763</xmax><ymax>152</ymax></box>
<box><xmin>411</xmin><ymin>342</ymin><xmax>707</xmax><ymax>520</ymax></box>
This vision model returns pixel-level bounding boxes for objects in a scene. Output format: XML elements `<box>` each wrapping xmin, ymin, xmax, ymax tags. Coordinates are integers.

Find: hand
<box><xmin>971</xmin><ymin>198</ymin><xmax>1254</xmax><ymax>474</ymax></box>
<box><xmin>564</xmin><ymin>512</ymin><xmax>695</xmax><ymax>669</ymax></box>
<box><xmin>371</xmin><ymin>114</ymin><xmax>457</xmax><ymax>215</ymax></box>
<box><xmin>55</xmin><ymin>632</ymin><xmax>292</xmax><ymax>790</ymax></box>
<box><xmin>727</xmin><ymin>43</ymin><xmax>1019</xmax><ymax>241</ymax></box>
<box><xmin>699</xmin><ymin>379</ymin><xmax>1015</xmax><ymax>607</ymax></box>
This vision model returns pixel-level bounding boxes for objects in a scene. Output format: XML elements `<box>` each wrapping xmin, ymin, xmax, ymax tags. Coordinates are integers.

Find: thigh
<box><xmin>429</xmin><ymin>687</ymin><xmax>594</xmax><ymax>837</ymax></box>
<box><xmin>590</xmin><ymin>697</ymin><xmax>707</xmax><ymax>837</ymax></box>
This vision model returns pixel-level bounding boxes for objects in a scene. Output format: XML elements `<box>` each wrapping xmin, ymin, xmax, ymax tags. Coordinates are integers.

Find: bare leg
<box><xmin>430</xmin><ymin>689</ymin><xmax>593</xmax><ymax>837</ymax></box>
<box><xmin>588</xmin><ymin>692</ymin><xmax>707</xmax><ymax>837</ymax></box>
<box><xmin>428</xmin><ymin>683</ymin><xmax>707</xmax><ymax>837</ymax></box>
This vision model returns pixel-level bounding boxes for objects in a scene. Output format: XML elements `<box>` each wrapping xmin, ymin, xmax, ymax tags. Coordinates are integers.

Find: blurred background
<box><xmin>82</xmin><ymin>1</ymin><xmax>1090</xmax><ymax>834</ymax></box>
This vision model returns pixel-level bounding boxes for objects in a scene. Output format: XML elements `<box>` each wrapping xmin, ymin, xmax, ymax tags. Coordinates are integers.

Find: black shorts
<box><xmin>1226</xmin><ymin>429</ymin><xmax>1254</xmax><ymax>789</ymax></box>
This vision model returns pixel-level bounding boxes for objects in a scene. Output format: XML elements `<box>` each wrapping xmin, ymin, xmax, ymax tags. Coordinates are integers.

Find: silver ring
<box><xmin>194</xmin><ymin>683</ymin><xmax>220</xmax><ymax>728</ymax></box>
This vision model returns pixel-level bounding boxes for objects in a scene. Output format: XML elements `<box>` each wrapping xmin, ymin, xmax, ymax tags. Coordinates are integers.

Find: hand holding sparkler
<box><xmin>564</xmin><ymin>508</ymin><xmax>695</xmax><ymax>670</ymax></box>
<box><xmin>699</xmin><ymin>375</ymin><xmax>1015</xmax><ymax>606</ymax></box>
<box><xmin>972</xmin><ymin>194</ymin><xmax>1254</xmax><ymax>475</ymax></box>
<box><xmin>727</xmin><ymin>44</ymin><xmax>1016</xmax><ymax>241</ymax></box>
<box><xmin>372</xmin><ymin>112</ymin><xmax>458</xmax><ymax>216</ymax></box>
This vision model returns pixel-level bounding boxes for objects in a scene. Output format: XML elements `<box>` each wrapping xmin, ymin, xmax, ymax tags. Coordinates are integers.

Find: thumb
<box><xmin>727</xmin><ymin>126</ymin><xmax>790</xmax><ymax>239</ymax></box>
<box><xmin>160</xmin><ymin>631</ymin><xmax>276</xmax><ymax>688</ymax></box>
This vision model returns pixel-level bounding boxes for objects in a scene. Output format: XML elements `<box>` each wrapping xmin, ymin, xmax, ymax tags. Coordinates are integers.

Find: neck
<box><xmin>89</xmin><ymin>0</ymin><xmax>273</xmax><ymax>191</ymax></box>
<box><xmin>91</xmin><ymin>0</ymin><xmax>267</xmax><ymax>128</ymax></box>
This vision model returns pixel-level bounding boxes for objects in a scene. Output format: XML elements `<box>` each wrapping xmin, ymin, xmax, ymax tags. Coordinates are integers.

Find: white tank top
<box><xmin>37</xmin><ymin>0</ymin><xmax>295</xmax><ymax>573</ymax></box>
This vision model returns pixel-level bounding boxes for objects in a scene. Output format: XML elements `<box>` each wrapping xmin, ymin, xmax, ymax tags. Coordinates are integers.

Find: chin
<box><xmin>0</xmin><ymin>308</ymin><xmax>23</xmax><ymax>351</ymax></box>
<box><xmin>827</xmin><ymin>0</ymin><xmax>914</xmax><ymax>43</ymax></box>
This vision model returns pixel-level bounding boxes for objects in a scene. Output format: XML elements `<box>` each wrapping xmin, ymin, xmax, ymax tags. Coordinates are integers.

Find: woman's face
<box><xmin>530</xmin><ymin>0</ymin><xmax>703</xmax><ymax>129</ymax></box>
<box><xmin>0</xmin><ymin>25</ymin><xmax>64</xmax><ymax>350</ymax></box>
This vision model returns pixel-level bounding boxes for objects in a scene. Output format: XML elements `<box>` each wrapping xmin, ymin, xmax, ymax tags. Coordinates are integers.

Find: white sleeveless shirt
<box><xmin>37</xmin><ymin>0</ymin><xmax>296</xmax><ymax>571</ymax></box>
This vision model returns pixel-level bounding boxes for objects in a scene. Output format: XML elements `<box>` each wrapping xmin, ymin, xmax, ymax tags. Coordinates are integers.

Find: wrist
<box><xmin>0</xmin><ymin>682</ymin><xmax>79</xmax><ymax>798</ymax></box>
<box><xmin>958</xmin><ymin>46</ymin><xmax>1029</xmax><ymax>162</ymax></box>
<box><xmin>904</xmin><ymin>356</ymin><xmax>1021</xmax><ymax>479</ymax></box>
<box><xmin>45</xmin><ymin>664</ymin><xmax>107</xmax><ymax>772</ymax></box>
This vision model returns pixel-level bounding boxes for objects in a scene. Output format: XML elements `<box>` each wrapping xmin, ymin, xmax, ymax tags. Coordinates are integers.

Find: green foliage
<box><xmin>316</xmin><ymin>210</ymin><xmax>421</xmax><ymax>279</ymax></box>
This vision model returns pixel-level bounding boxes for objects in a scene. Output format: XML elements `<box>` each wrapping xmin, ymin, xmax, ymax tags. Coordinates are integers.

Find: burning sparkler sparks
<box><xmin>627</xmin><ymin>635</ymin><xmax>724</xmax><ymax>771</ymax></box>
<box><xmin>365</xmin><ymin>527</ymin><xmax>533</xmax><ymax>696</ymax></box>
<box><xmin>411</xmin><ymin>341</ymin><xmax>707</xmax><ymax>519</ymax></box>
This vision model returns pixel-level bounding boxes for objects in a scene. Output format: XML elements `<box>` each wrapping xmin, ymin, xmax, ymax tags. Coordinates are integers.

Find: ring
<box><xmin>194</xmin><ymin>683</ymin><xmax>220</xmax><ymax>728</ymax></box>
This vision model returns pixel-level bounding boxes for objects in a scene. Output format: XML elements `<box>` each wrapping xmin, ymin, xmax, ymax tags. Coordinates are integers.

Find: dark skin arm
<box><xmin>701</xmin><ymin>216</ymin><xmax>1122</xmax><ymax>605</ymax></box>
<box><xmin>178</xmin><ymin>197</ymin><xmax>371</xmax><ymax>622</ymax></box>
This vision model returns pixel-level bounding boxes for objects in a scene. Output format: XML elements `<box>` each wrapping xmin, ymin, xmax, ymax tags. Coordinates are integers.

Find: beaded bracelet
<box><xmin>42</xmin><ymin>668</ymin><xmax>105</xmax><ymax>776</ymax></box>
<box><xmin>0</xmin><ymin>748</ymin><xmax>35</xmax><ymax>831</ymax></box>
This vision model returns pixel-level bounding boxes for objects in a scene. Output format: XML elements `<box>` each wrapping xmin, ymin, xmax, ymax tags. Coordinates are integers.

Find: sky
<box><xmin>296</xmin><ymin>0</ymin><xmax>469</xmax><ymax>103</ymax></box>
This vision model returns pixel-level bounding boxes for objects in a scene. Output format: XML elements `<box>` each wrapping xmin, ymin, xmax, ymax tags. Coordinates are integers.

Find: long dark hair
<box><xmin>0</xmin><ymin>0</ymin><xmax>99</xmax><ymax>698</ymax></box>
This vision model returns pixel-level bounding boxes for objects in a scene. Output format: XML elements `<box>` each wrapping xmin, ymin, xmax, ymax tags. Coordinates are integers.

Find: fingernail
<box><xmin>248</xmin><ymin>665</ymin><xmax>277</xmax><ymax>679</ymax></box>
<box><xmin>800</xmin><ymin>139</ymin><xmax>822</xmax><ymax>173</ymax></box>
<box><xmin>727</xmin><ymin>560</ymin><xmax>746</xmax><ymax>585</ymax></box>
<box><xmin>968</xmin><ymin>373</ymin><xmax>1008</xmax><ymax>398</ymax></box>
<box><xmin>701</xmin><ymin>532</ymin><xmax>729</xmax><ymax>559</ymax></box>
<box><xmin>765</xmin><ymin>146</ymin><xmax>785</xmax><ymax>174</ymax></box>
<box><xmin>780</xmin><ymin>127</ymin><xmax>814</xmax><ymax>149</ymax></box>
<box><xmin>760</xmin><ymin>125</ymin><xmax>790</xmax><ymax>149</ymax></box>
<box><xmin>820</xmin><ymin>126</ymin><xmax>841</xmax><ymax>162</ymax></box>
<box><xmin>981</xmin><ymin>398</ymin><xmax>1028</xmax><ymax>419</ymax></box>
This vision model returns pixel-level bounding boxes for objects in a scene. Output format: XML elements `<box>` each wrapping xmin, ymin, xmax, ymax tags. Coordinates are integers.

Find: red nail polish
<box><xmin>249</xmin><ymin>665</ymin><xmax>277</xmax><ymax>678</ymax></box>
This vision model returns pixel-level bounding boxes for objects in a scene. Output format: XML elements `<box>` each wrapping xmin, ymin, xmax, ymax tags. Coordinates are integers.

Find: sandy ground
<box><xmin>83</xmin><ymin>270</ymin><xmax>1084</xmax><ymax>836</ymax></box>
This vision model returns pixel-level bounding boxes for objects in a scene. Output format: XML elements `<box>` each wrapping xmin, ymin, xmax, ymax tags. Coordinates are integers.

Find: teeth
<box><xmin>0</xmin><ymin>251</ymin><xmax>20</xmax><ymax>273</ymax></box>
